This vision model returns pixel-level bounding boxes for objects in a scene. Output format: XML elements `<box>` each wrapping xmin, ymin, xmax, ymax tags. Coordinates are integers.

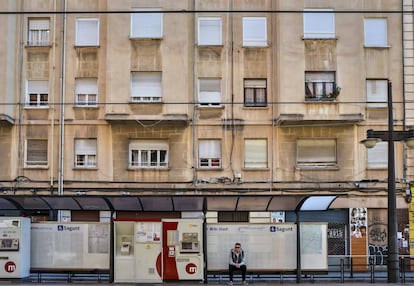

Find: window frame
<box><xmin>367</xmin><ymin>141</ymin><xmax>387</xmax><ymax>169</ymax></box>
<box><xmin>366</xmin><ymin>79</ymin><xmax>387</xmax><ymax>108</ymax></box>
<box><xmin>26</xmin><ymin>80</ymin><xmax>49</xmax><ymax>108</ymax></box>
<box><xmin>25</xmin><ymin>139</ymin><xmax>48</xmax><ymax>167</ymax></box>
<box><xmin>364</xmin><ymin>18</ymin><xmax>388</xmax><ymax>48</ymax></box>
<box><xmin>74</xmin><ymin>139</ymin><xmax>97</xmax><ymax>168</ymax></box>
<box><xmin>242</xmin><ymin>17</ymin><xmax>267</xmax><ymax>47</ymax></box>
<box><xmin>303</xmin><ymin>9</ymin><xmax>335</xmax><ymax>39</ymax></box>
<box><xmin>129</xmin><ymin>140</ymin><xmax>169</xmax><ymax>169</ymax></box>
<box><xmin>130</xmin><ymin>8</ymin><xmax>163</xmax><ymax>39</ymax></box>
<box><xmin>198</xmin><ymin>78</ymin><xmax>222</xmax><ymax>107</ymax></box>
<box><xmin>28</xmin><ymin>18</ymin><xmax>50</xmax><ymax>46</ymax></box>
<box><xmin>244</xmin><ymin>79</ymin><xmax>267</xmax><ymax>107</ymax></box>
<box><xmin>198</xmin><ymin>139</ymin><xmax>221</xmax><ymax>168</ymax></box>
<box><xmin>244</xmin><ymin>139</ymin><xmax>268</xmax><ymax>169</ymax></box>
<box><xmin>296</xmin><ymin>139</ymin><xmax>337</xmax><ymax>167</ymax></box>
<box><xmin>130</xmin><ymin>72</ymin><xmax>162</xmax><ymax>103</ymax></box>
<box><xmin>76</xmin><ymin>18</ymin><xmax>100</xmax><ymax>46</ymax></box>
<box><xmin>75</xmin><ymin>78</ymin><xmax>98</xmax><ymax>107</ymax></box>
<box><xmin>198</xmin><ymin>17</ymin><xmax>222</xmax><ymax>46</ymax></box>
<box><xmin>305</xmin><ymin>71</ymin><xmax>337</xmax><ymax>101</ymax></box>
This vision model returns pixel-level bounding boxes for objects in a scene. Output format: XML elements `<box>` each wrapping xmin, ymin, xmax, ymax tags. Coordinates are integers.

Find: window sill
<box><xmin>242</xmin><ymin>167</ymin><xmax>269</xmax><ymax>171</ymax></box>
<box><xmin>128</xmin><ymin>167</ymin><xmax>169</xmax><ymax>171</ymax></box>
<box><xmin>24</xmin><ymin>106</ymin><xmax>50</xmax><ymax>109</ymax></box>
<box><xmin>73</xmin><ymin>105</ymin><xmax>99</xmax><ymax>109</ymax></box>
<box><xmin>196</xmin><ymin>167</ymin><xmax>223</xmax><ymax>171</ymax></box>
<box><xmin>303</xmin><ymin>37</ymin><xmax>337</xmax><ymax>40</ymax></box>
<box><xmin>296</xmin><ymin>164</ymin><xmax>339</xmax><ymax>170</ymax></box>
<box><xmin>305</xmin><ymin>98</ymin><xmax>337</xmax><ymax>103</ymax></box>
<box><xmin>73</xmin><ymin>167</ymin><xmax>98</xmax><ymax>170</ymax></box>
<box><xmin>242</xmin><ymin>44</ymin><xmax>269</xmax><ymax>48</ymax></box>
<box><xmin>129</xmin><ymin>37</ymin><xmax>162</xmax><ymax>41</ymax></box>
<box><xmin>196</xmin><ymin>105</ymin><xmax>224</xmax><ymax>110</ymax></box>
<box><xmin>74</xmin><ymin>45</ymin><xmax>100</xmax><ymax>48</ymax></box>
<box><xmin>364</xmin><ymin>45</ymin><xmax>390</xmax><ymax>49</ymax></box>
<box><xmin>366</xmin><ymin>167</ymin><xmax>387</xmax><ymax>170</ymax></box>
<box><xmin>129</xmin><ymin>101</ymin><xmax>162</xmax><ymax>105</ymax></box>
<box><xmin>243</xmin><ymin>105</ymin><xmax>268</xmax><ymax>109</ymax></box>
<box><xmin>197</xmin><ymin>43</ymin><xmax>223</xmax><ymax>47</ymax></box>
<box><xmin>25</xmin><ymin>44</ymin><xmax>52</xmax><ymax>48</ymax></box>
<box><xmin>24</xmin><ymin>165</ymin><xmax>48</xmax><ymax>170</ymax></box>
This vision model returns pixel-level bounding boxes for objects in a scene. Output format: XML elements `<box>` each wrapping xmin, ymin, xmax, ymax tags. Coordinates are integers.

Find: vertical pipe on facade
<box><xmin>191</xmin><ymin>0</ymin><xmax>198</xmax><ymax>188</ymax></box>
<box><xmin>229</xmin><ymin>0</ymin><xmax>235</xmax><ymax>176</ymax></box>
<box><xmin>57</xmin><ymin>0</ymin><xmax>67</xmax><ymax>198</ymax></box>
<box><xmin>49</xmin><ymin>0</ymin><xmax>57</xmax><ymax>190</ymax></box>
<box><xmin>401</xmin><ymin>0</ymin><xmax>409</xmax><ymax>180</ymax></box>
<box><xmin>269</xmin><ymin>1</ymin><xmax>274</xmax><ymax>192</ymax></box>
<box><xmin>17</xmin><ymin>0</ymin><xmax>25</xmax><ymax>179</ymax></box>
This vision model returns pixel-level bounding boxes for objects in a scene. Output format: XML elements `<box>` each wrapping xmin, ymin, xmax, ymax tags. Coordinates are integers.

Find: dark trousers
<box><xmin>229</xmin><ymin>264</ymin><xmax>247</xmax><ymax>281</ymax></box>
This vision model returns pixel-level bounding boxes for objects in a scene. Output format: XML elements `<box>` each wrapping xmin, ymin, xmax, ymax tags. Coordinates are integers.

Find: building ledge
<box><xmin>275</xmin><ymin>113</ymin><xmax>364</xmax><ymax>126</ymax></box>
<box><xmin>105</xmin><ymin>113</ymin><xmax>189</xmax><ymax>126</ymax></box>
<box><xmin>0</xmin><ymin>114</ymin><xmax>15</xmax><ymax>126</ymax></box>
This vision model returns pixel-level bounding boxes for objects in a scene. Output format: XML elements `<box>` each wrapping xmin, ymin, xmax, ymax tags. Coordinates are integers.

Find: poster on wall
<box><xmin>350</xmin><ymin>208</ymin><xmax>368</xmax><ymax>271</ymax></box>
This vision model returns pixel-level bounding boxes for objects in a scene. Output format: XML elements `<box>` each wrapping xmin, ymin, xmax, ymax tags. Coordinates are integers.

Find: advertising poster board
<box><xmin>207</xmin><ymin>223</ymin><xmax>328</xmax><ymax>271</ymax></box>
<box><xmin>31</xmin><ymin>222</ymin><xmax>110</xmax><ymax>269</ymax></box>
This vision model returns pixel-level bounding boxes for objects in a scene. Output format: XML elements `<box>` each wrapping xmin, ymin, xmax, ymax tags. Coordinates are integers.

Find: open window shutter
<box><xmin>132</xmin><ymin>72</ymin><xmax>162</xmax><ymax>98</ymax></box>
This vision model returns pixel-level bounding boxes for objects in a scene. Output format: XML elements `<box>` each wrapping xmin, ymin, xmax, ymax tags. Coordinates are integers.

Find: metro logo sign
<box><xmin>4</xmin><ymin>261</ymin><xmax>16</xmax><ymax>273</ymax></box>
<box><xmin>185</xmin><ymin>263</ymin><xmax>197</xmax><ymax>274</ymax></box>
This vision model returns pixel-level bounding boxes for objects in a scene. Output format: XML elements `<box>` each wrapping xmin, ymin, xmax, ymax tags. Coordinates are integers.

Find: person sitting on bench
<box><xmin>228</xmin><ymin>242</ymin><xmax>247</xmax><ymax>285</ymax></box>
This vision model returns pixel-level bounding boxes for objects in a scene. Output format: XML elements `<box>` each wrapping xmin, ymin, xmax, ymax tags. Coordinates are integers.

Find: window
<box><xmin>199</xmin><ymin>139</ymin><xmax>221</xmax><ymax>168</ymax></box>
<box><xmin>129</xmin><ymin>140</ymin><xmax>168</xmax><ymax>168</ymax></box>
<box><xmin>244</xmin><ymin>139</ymin><xmax>267</xmax><ymax>168</ymax></box>
<box><xmin>28</xmin><ymin>18</ymin><xmax>50</xmax><ymax>46</ymax></box>
<box><xmin>198</xmin><ymin>78</ymin><xmax>221</xmax><ymax>106</ymax></box>
<box><xmin>297</xmin><ymin>139</ymin><xmax>337</xmax><ymax>166</ymax></box>
<box><xmin>364</xmin><ymin>18</ymin><xmax>387</xmax><ymax>47</ymax></box>
<box><xmin>27</xmin><ymin>80</ymin><xmax>48</xmax><ymax>107</ymax></box>
<box><xmin>303</xmin><ymin>9</ymin><xmax>335</xmax><ymax>39</ymax></box>
<box><xmin>305</xmin><ymin>72</ymin><xmax>336</xmax><ymax>101</ymax></box>
<box><xmin>26</xmin><ymin>139</ymin><xmax>47</xmax><ymax>166</ymax></box>
<box><xmin>75</xmin><ymin>78</ymin><xmax>98</xmax><ymax>106</ymax></box>
<box><xmin>367</xmin><ymin>141</ymin><xmax>387</xmax><ymax>169</ymax></box>
<box><xmin>75</xmin><ymin>139</ymin><xmax>97</xmax><ymax>168</ymax></box>
<box><xmin>366</xmin><ymin>79</ymin><xmax>387</xmax><ymax>108</ymax></box>
<box><xmin>131</xmin><ymin>72</ymin><xmax>162</xmax><ymax>103</ymax></box>
<box><xmin>76</xmin><ymin>18</ymin><xmax>99</xmax><ymax>46</ymax></box>
<box><xmin>198</xmin><ymin>17</ymin><xmax>222</xmax><ymax>45</ymax></box>
<box><xmin>131</xmin><ymin>8</ymin><xmax>162</xmax><ymax>38</ymax></box>
<box><xmin>244</xmin><ymin>79</ymin><xmax>267</xmax><ymax>107</ymax></box>
<box><xmin>243</xmin><ymin>17</ymin><xmax>267</xmax><ymax>47</ymax></box>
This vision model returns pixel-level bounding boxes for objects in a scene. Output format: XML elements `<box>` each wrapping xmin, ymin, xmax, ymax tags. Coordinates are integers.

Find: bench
<box><xmin>207</xmin><ymin>269</ymin><xmax>327</xmax><ymax>283</ymax></box>
<box><xmin>30</xmin><ymin>268</ymin><xmax>110</xmax><ymax>283</ymax></box>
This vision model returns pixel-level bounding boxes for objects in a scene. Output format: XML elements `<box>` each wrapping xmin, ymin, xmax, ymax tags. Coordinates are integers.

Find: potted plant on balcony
<box><xmin>327</xmin><ymin>86</ymin><xmax>341</xmax><ymax>100</ymax></box>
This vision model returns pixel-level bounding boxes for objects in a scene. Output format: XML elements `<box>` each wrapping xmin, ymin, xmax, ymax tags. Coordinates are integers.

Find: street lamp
<box><xmin>360</xmin><ymin>81</ymin><xmax>414</xmax><ymax>283</ymax></box>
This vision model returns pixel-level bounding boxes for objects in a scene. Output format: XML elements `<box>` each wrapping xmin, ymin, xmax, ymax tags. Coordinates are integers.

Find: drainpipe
<box><xmin>17</xmin><ymin>0</ymin><xmax>25</xmax><ymax>181</ymax></box>
<box><xmin>57</xmin><ymin>0</ymin><xmax>67</xmax><ymax>213</ymax></box>
<box><xmin>49</xmin><ymin>0</ymin><xmax>58</xmax><ymax>193</ymax></box>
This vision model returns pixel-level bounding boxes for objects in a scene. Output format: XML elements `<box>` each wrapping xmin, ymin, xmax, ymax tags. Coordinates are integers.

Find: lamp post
<box><xmin>360</xmin><ymin>81</ymin><xmax>414</xmax><ymax>283</ymax></box>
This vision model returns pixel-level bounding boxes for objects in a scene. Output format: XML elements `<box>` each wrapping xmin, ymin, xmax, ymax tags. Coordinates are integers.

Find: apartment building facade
<box><xmin>0</xmin><ymin>0</ymin><xmax>412</xmax><ymax>262</ymax></box>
